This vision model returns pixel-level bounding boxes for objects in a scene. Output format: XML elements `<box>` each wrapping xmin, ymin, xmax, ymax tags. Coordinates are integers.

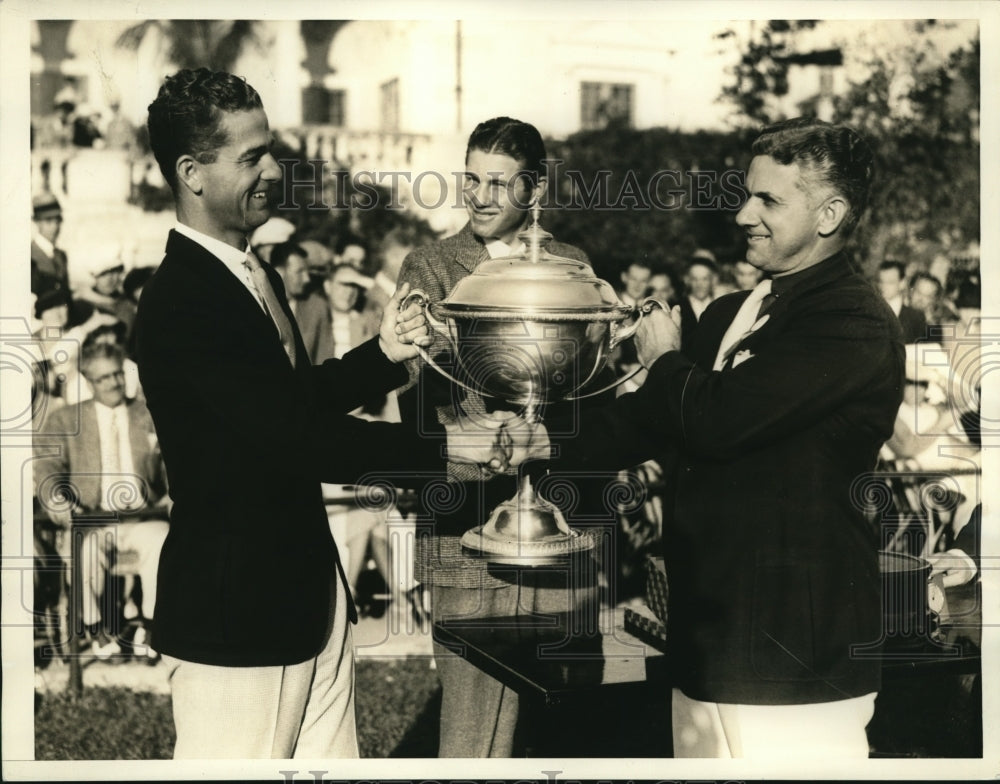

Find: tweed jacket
<box><xmin>548</xmin><ymin>252</ymin><xmax>905</xmax><ymax>705</ymax></box>
<box><xmin>34</xmin><ymin>397</ymin><xmax>167</xmax><ymax>513</ymax></box>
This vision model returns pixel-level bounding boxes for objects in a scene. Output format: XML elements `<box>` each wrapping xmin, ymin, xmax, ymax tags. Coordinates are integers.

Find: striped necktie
<box><xmin>244</xmin><ymin>250</ymin><xmax>298</xmax><ymax>367</ymax></box>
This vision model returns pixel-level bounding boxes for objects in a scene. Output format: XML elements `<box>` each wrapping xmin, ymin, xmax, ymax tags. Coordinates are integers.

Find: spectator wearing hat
<box><xmin>334</xmin><ymin>234</ymin><xmax>369</xmax><ymax>272</ymax></box>
<box><xmin>31</xmin><ymin>193</ymin><xmax>70</xmax><ymax>298</ymax></box>
<box><xmin>75</xmin><ymin>243</ymin><xmax>135</xmax><ymax>339</ymax></box>
<box><xmin>32</xmin><ymin>287</ymin><xmax>117</xmax><ymax>401</ymax></box>
<box><xmin>678</xmin><ymin>253</ymin><xmax>719</xmax><ymax>351</ymax></box>
<box><xmin>249</xmin><ymin>216</ymin><xmax>296</xmax><ymax>263</ymax></box>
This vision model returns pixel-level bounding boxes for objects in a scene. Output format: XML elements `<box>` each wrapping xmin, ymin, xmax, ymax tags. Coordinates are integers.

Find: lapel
<box><xmin>711</xmin><ymin>253</ymin><xmax>856</xmax><ymax>371</ymax></box>
<box><xmin>77</xmin><ymin>401</ymin><xmax>102</xmax><ymax>509</ymax></box>
<box><xmin>126</xmin><ymin>399</ymin><xmax>150</xmax><ymax>477</ymax></box>
<box><xmin>164</xmin><ymin>230</ymin><xmax>308</xmax><ymax>374</ymax></box>
<box><xmin>451</xmin><ymin>223</ymin><xmax>490</xmax><ymax>274</ymax></box>
<box><xmin>695</xmin><ymin>293</ymin><xmax>747</xmax><ymax>368</ymax></box>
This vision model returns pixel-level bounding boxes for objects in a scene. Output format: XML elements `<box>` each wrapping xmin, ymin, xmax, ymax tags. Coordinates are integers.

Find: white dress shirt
<box><xmin>485</xmin><ymin>239</ymin><xmax>526</xmax><ymax>259</ymax></box>
<box><xmin>174</xmin><ymin>222</ymin><xmax>265</xmax><ymax>313</ymax></box>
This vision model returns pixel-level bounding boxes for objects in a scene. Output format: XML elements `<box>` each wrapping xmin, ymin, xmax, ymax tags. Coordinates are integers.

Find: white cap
<box><xmin>250</xmin><ymin>217</ymin><xmax>296</xmax><ymax>248</ymax></box>
<box><xmin>78</xmin><ymin>241</ymin><xmax>126</xmax><ymax>277</ymax></box>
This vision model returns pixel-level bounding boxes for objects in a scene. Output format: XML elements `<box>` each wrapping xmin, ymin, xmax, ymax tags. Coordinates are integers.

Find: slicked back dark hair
<box><xmin>879</xmin><ymin>260</ymin><xmax>907</xmax><ymax>280</ymax></box>
<box><xmin>466</xmin><ymin>116</ymin><xmax>547</xmax><ymax>185</ymax></box>
<box><xmin>147</xmin><ymin>67</ymin><xmax>263</xmax><ymax>191</ymax></box>
<box><xmin>751</xmin><ymin>117</ymin><xmax>874</xmax><ymax>234</ymax></box>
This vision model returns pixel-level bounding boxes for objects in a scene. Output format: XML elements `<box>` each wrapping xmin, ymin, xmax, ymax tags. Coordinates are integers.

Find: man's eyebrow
<box><xmin>751</xmin><ymin>188</ymin><xmax>781</xmax><ymax>202</ymax></box>
<box><xmin>238</xmin><ymin>142</ymin><xmax>271</xmax><ymax>161</ymax></box>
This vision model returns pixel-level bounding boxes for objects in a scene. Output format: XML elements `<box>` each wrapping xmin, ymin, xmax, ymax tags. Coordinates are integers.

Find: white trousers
<box><xmin>671</xmin><ymin>688</ymin><xmax>876</xmax><ymax>759</ymax></box>
<box><xmin>79</xmin><ymin>520</ymin><xmax>169</xmax><ymax>627</ymax></box>
<box><xmin>164</xmin><ymin>579</ymin><xmax>357</xmax><ymax>759</ymax></box>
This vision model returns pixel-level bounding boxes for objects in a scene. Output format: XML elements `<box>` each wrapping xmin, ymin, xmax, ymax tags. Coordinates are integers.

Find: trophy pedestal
<box><xmin>460</xmin><ymin>475</ymin><xmax>594</xmax><ymax>566</ymax></box>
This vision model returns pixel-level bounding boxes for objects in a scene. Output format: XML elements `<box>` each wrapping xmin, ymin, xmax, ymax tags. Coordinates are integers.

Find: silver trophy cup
<box><xmin>405</xmin><ymin>207</ymin><xmax>664</xmax><ymax>565</ymax></box>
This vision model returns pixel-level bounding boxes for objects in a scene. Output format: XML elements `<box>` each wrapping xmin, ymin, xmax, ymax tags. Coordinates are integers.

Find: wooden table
<box><xmin>434</xmin><ymin>607</ymin><xmax>671</xmax><ymax>756</ymax></box>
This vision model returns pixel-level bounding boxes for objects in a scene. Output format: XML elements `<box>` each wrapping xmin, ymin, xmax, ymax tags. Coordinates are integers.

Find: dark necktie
<box><xmin>244</xmin><ymin>251</ymin><xmax>298</xmax><ymax>367</ymax></box>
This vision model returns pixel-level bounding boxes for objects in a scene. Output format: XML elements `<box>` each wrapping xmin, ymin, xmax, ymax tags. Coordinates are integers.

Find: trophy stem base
<box><xmin>460</xmin><ymin>475</ymin><xmax>593</xmax><ymax>567</ymax></box>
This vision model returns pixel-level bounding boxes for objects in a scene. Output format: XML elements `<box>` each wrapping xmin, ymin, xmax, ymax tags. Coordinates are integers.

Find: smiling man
<box><xmin>394</xmin><ymin>117</ymin><xmax>607</xmax><ymax>758</ymax></box>
<box><xmin>133</xmin><ymin>69</ymin><xmax>498</xmax><ymax>759</ymax></box>
<box><xmin>516</xmin><ymin>117</ymin><xmax>905</xmax><ymax>758</ymax></box>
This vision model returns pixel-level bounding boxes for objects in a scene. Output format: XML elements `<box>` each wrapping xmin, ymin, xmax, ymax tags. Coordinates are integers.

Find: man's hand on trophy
<box><xmin>379</xmin><ymin>281</ymin><xmax>434</xmax><ymax>363</ymax></box>
<box><xmin>636</xmin><ymin>304</ymin><xmax>682</xmax><ymax>368</ymax></box>
<box><xmin>443</xmin><ymin>414</ymin><xmax>512</xmax><ymax>476</ymax></box>
<box><xmin>487</xmin><ymin>411</ymin><xmax>551</xmax><ymax>466</ymax></box>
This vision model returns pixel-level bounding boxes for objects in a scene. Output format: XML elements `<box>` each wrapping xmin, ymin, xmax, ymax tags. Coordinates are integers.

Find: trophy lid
<box><xmin>434</xmin><ymin>204</ymin><xmax>630</xmax><ymax>320</ymax></box>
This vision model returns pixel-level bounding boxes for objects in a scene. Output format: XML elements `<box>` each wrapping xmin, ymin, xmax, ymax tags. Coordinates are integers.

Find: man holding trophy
<box><xmin>135</xmin><ymin>69</ymin><xmax>510</xmax><ymax>759</ymax></box>
<box><xmin>474</xmin><ymin>118</ymin><xmax>905</xmax><ymax>758</ymax></box>
<box><xmin>396</xmin><ymin>116</ymin><xmax>620</xmax><ymax>757</ymax></box>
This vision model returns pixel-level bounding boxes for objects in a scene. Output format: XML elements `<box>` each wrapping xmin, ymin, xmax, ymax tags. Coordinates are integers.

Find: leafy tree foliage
<box><xmin>716</xmin><ymin>20</ymin><xmax>979</xmax><ymax>272</ymax></box>
<box><xmin>540</xmin><ymin>125</ymin><xmax>754</xmax><ymax>284</ymax></box>
<box><xmin>831</xmin><ymin>33</ymin><xmax>980</xmax><ymax>268</ymax></box>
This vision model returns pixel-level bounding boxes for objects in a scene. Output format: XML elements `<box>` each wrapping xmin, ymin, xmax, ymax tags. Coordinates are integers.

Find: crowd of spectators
<box><xmin>29</xmin><ymin>146</ymin><xmax>983</xmax><ymax>672</ymax></box>
<box><xmin>605</xmin><ymin>245</ymin><xmax>982</xmax><ymax>594</ymax></box>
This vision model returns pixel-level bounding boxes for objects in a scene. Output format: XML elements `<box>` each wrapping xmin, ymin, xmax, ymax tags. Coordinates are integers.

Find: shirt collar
<box><xmin>769</xmin><ymin>251</ymin><xmax>849</xmax><ymax>299</ymax></box>
<box><xmin>33</xmin><ymin>232</ymin><xmax>56</xmax><ymax>257</ymax></box>
<box><xmin>485</xmin><ymin>238</ymin><xmax>526</xmax><ymax>259</ymax></box>
<box><xmin>174</xmin><ymin>222</ymin><xmax>251</xmax><ymax>274</ymax></box>
<box><xmin>93</xmin><ymin>399</ymin><xmax>126</xmax><ymax>417</ymax></box>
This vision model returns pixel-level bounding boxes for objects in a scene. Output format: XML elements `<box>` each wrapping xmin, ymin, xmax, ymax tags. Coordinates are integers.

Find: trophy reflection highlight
<box><xmin>407</xmin><ymin>203</ymin><xmax>663</xmax><ymax>565</ymax></box>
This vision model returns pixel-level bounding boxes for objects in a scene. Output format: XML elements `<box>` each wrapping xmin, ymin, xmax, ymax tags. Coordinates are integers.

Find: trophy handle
<box><xmin>401</xmin><ymin>288</ymin><xmax>488</xmax><ymax>398</ymax></box>
<box><xmin>568</xmin><ymin>297</ymin><xmax>669</xmax><ymax>401</ymax></box>
<box><xmin>608</xmin><ymin>296</ymin><xmax>668</xmax><ymax>350</ymax></box>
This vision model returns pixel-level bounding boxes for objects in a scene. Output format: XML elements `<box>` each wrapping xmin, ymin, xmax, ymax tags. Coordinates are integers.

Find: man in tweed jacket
<box><xmin>396</xmin><ymin>117</ymin><xmax>614</xmax><ymax>757</ymax></box>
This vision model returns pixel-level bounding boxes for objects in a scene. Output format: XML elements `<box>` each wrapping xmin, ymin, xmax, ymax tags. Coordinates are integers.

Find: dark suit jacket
<box><xmin>677</xmin><ymin>295</ymin><xmax>708</xmax><ymax>355</ymax></box>
<box><xmin>898</xmin><ymin>303</ymin><xmax>928</xmax><ymax>344</ymax></box>
<box><xmin>134</xmin><ymin>230</ymin><xmax>444</xmax><ymax>666</ymax></box>
<box><xmin>548</xmin><ymin>252</ymin><xmax>905</xmax><ymax>704</ymax></box>
<box><xmin>31</xmin><ymin>239</ymin><xmax>69</xmax><ymax>297</ymax></box>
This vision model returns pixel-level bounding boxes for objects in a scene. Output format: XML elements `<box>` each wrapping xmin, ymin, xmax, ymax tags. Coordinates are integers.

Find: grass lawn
<box><xmin>35</xmin><ymin>659</ymin><xmax>440</xmax><ymax>760</ymax></box>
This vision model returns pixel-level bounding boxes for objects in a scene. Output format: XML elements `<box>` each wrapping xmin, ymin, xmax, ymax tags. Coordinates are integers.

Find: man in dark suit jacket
<box><xmin>677</xmin><ymin>254</ymin><xmax>719</xmax><ymax>352</ymax></box>
<box><xmin>134</xmin><ymin>68</ymin><xmax>502</xmax><ymax>759</ymax></box>
<box><xmin>877</xmin><ymin>260</ymin><xmax>927</xmax><ymax>343</ymax></box>
<box><xmin>31</xmin><ymin>192</ymin><xmax>70</xmax><ymax>298</ymax></box>
<box><xmin>511</xmin><ymin>118</ymin><xmax>904</xmax><ymax>758</ymax></box>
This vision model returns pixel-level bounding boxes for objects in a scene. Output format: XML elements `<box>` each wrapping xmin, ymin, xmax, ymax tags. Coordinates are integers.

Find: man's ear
<box><xmin>175</xmin><ymin>155</ymin><xmax>202</xmax><ymax>196</ymax></box>
<box><xmin>818</xmin><ymin>195</ymin><xmax>848</xmax><ymax>237</ymax></box>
